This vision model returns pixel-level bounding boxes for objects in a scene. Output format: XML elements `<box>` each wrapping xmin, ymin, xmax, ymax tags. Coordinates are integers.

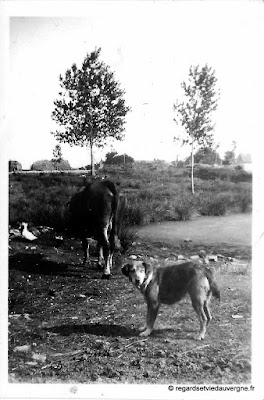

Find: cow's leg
<box><xmin>108</xmin><ymin>222</ymin><xmax>115</xmax><ymax>270</ymax></box>
<box><xmin>101</xmin><ymin>226</ymin><xmax>111</xmax><ymax>279</ymax></box>
<box><xmin>81</xmin><ymin>237</ymin><xmax>90</xmax><ymax>266</ymax></box>
<box><xmin>96</xmin><ymin>242</ymin><xmax>104</xmax><ymax>270</ymax></box>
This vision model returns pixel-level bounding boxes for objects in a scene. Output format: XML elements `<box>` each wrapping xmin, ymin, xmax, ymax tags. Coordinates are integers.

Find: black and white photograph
<box><xmin>1</xmin><ymin>0</ymin><xmax>263</xmax><ymax>398</ymax></box>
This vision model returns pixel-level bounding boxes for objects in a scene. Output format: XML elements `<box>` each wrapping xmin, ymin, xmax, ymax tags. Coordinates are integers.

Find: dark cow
<box><xmin>67</xmin><ymin>179</ymin><xmax>126</xmax><ymax>279</ymax></box>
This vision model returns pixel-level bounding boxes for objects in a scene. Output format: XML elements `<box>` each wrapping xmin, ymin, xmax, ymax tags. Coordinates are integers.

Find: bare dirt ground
<box><xmin>8</xmin><ymin>215</ymin><xmax>251</xmax><ymax>384</ymax></box>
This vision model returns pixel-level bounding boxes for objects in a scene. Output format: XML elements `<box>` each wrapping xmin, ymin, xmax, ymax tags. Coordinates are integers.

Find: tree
<box><xmin>222</xmin><ymin>141</ymin><xmax>237</xmax><ymax>165</ymax></box>
<box><xmin>173</xmin><ymin>64</ymin><xmax>220</xmax><ymax>193</ymax></box>
<box><xmin>194</xmin><ymin>146</ymin><xmax>221</xmax><ymax>165</ymax></box>
<box><xmin>105</xmin><ymin>151</ymin><xmax>134</xmax><ymax>165</ymax></box>
<box><xmin>52</xmin><ymin>144</ymin><xmax>63</xmax><ymax>170</ymax></box>
<box><xmin>51</xmin><ymin>48</ymin><xmax>130</xmax><ymax>176</ymax></box>
<box><xmin>223</xmin><ymin>150</ymin><xmax>236</xmax><ymax>165</ymax></box>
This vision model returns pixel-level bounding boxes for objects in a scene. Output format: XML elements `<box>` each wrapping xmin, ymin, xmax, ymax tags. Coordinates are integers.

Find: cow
<box><xmin>67</xmin><ymin>179</ymin><xmax>126</xmax><ymax>279</ymax></box>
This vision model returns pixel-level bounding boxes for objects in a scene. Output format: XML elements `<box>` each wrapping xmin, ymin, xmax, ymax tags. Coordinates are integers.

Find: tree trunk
<box><xmin>191</xmin><ymin>140</ymin><xmax>195</xmax><ymax>194</ymax></box>
<box><xmin>89</xmin><ymin>137</ymin><xmax>95</xmax><ymax>176</ymax></box>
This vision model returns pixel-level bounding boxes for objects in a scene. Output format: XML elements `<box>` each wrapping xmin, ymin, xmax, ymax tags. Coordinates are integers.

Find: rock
<box><xmin>13</xmin><ymin>345</ymin><xmax>31</xmax><ymax>353</ymax></box>
<box><xmin>23</xmin><ymin>314</ymin><xmax>32</xmax><ymax>321</ymax></box>
<box><xmin>156</xmin><ymin>349</ymin><xmax>166</xmax><ymax>357</ymax></box>
<box><xmin>208</xmin><ymin>255</ymin><xmax>218</xmax><ymax>262</ymax></box>
<box><xmin>190</xmin><ymin>255</ymin><xmax>199</xmax><ymax>260</ymax></box>
<box><xmin>32</xmin><ymin>352</ymin><xmax>47</xmax><ymax>363</ymax></box>
<box><xmin>129</xmin><ymin>255</ymin><xmax>137</xmax><ymax>260</ymax></box>
<box><xmin>55</xmin><ymin>235</ymin><xmax>63</xmax><ymax>241</ymax></box>
<box><xmin>198</xmin><ymin>250</ymin><xmax>207</xmax><ymax>257</ymax></box>
<box><xmin>177</xmin><ymin>255</ymin><xmax>185</xmax><ymax>260</ymax></box>
<box><xmin>158</xmin><ymin>359</ymin><xmax>167</xmax><ymax>368</ymax></box>
<box><xmin>184</xmin><ymin>238</ymin><xmax>192</xmax><ymax>242</ymax></box>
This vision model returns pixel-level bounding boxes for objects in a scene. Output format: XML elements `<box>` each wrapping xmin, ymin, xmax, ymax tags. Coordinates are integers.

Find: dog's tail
<box><xmin>204</xmin><ymin>268</ymin><xmax>220</xmax><ymax>300</ymax></box>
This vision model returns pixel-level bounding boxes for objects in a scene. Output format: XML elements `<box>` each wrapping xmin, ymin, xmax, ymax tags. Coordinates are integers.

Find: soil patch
<box><xmin>8</xmin><ymin>221</ymin><xmax>251</xmax><ymax>384</ymax></box>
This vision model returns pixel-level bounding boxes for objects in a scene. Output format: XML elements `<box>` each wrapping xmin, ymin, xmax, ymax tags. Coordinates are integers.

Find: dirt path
<box><xmin>137</xmin><ymin>213</ymin><xmax>252</xmax><ymax>247</ymax></box>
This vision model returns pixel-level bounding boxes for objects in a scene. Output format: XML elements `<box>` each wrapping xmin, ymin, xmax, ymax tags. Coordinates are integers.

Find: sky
<box><xmin>1</xmin><ymin>1</ymin><xmax>264</xmax><ymax>169</ymax></box>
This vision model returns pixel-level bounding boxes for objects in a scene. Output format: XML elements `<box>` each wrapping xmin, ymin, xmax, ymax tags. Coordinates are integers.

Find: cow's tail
<box><xmin>204</xmin><ymin>268</ymin><xmax>220</xmax><ymax>300</ymax></box>
<box><xmin>115</xmin><ymin>194</ymin><xmax>127</xmax><ymax>237</ymax></box>
<box><xmin>105</xmin><ymin>182</ymin><xmax>119</xmax><ymax>236</ymax></box>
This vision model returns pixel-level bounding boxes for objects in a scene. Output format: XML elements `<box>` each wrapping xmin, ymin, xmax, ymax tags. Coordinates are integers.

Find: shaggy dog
<box><xmin>122</xmin><ymin>260</ymin><xmax>220</xmax><ymax>340</ymax></box>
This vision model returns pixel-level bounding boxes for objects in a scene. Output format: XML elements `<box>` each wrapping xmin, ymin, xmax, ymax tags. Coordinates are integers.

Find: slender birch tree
<box><xmin>51</xmin><ymin>48</ymin><xmax>130</xmax><ymax>175</ymax></box>
<box><xmin>173</xmin><ymin>64</ymin><xmax>220</xmax><ymax>193</ymax></box>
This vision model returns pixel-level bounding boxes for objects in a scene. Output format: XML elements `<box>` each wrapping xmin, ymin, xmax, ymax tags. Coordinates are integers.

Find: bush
<box><xmin>198</xmin><ymin>193</ymin><xmax>231</xmax><ymax>216</ymax></box>
<box><xmin>171</xmin><ymin>195</ymin><xmax>197</xmax><ymax>221</ymax></box>
<box><xmin>125</xmin><ymin>203</ymin><xmax>149</xmax><ymax>226</ymax></box>
<box><xmin>9</xmin><ymin>160</ymin><xmax>22</xmax><ymax>172</ymax></box>
<box><xmin>31</xmin><ymin>159</ymin><xmax>71</xmax><ymax>171</ymax></box>
<box><xmin>118</xmin><ymin>226</ymin><xmax>137</xmax><ymax>253</ymax></box>
<box><xmin>194</xmin><ymin>165</ymin><xmax>252</xmax><ymax>183</ymax></box>
<box><xmin>235</xmin><ymin>190</ymin><xmax>252</xmax><ymax>213</ymax></box>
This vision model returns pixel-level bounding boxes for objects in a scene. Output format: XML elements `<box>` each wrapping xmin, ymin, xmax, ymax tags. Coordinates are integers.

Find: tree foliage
<box><xmin>223</xmin><ymin>141</ymin><xmax>237</xmax><ymax>165</ymax></box>
<box><xmin>223</xmin><ymin>150</ymin><xmax>236</xmax><ymax>165</ymax></box>
<box><xmin>173</xmin><ymin>64</ymin><xmax>220</xmax><ymax>192</ymax></box>
<box><xmin>52</xmin><ymin>144</ymin><xmax>63</xmax><ymax>170</ymax></box>
<box><xmin>194</xmin><ymin>146</ymin><xmax>221</xmax><ymax>165</ymax></box>
<box><xmin>51</xmin><ymin>48</ymin><xmax>130</xmax><ymax>174</ymax></box>
<box><xmin>30</xmin><ymin>159</ymin><xmax>71</xmax><ymax>171</ymax></box>
<box><xmin>105</xmin><ymin>151</ymin><xmax>134</xmax><ymax>165</ymax></box>
<box><xmin>174</xmin><ymin>64</ymin><xmax>219</xmax><ymax>147</ymax></box>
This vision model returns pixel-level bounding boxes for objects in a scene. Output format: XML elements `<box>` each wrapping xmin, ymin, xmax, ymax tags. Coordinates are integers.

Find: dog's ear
<box><xmin>122</xmin><ymin>264</ymin><xmax>131</xmax><ymax>277</ymax></box>
<box><xmin>142</xmin><ymin>261</ymin><xmax>152</xmax><ymax>274</ymax></box>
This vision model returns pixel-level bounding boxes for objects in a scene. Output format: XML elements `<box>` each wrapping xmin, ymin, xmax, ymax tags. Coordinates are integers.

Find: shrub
<box><xmin>118</xmin><ymin>226</ymin><xmax>137</xmax><ymax>253</ymax></box>
<box><xmin>31</xmin><ymin>159</ymin><xmax>71</xmax><ymax>171</ymax></box>
<box><xmin>235</xmin><ymin>190</ymin><xmax>252</xmax><ymax>213</ymax></box>
<box><xmin>9</xmin><ymin>160</ymin><xmax>22</xmax><ymax>172</ymax></box>
<box><xmin>171</xmin><ymin>196</ymin><xmax>197</xmax><ymax>221</ymax></box>
<box><xmin>125</xmin><ymin>203</ymin><xmax>149</xmax><ymax>226</ymax></box>
<box><xmin>194</xmin><ymin>164</ymin><xmax>252</xmax><ymax>183</ymax></box>
<box><xmin>198</xmin><ymin>193</ymin><xmax>231</xmax><ymax>216</ymax></box>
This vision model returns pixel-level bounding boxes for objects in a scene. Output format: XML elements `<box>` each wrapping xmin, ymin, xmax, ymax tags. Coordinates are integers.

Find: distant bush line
<box><xmin>9</xmin><ymin>163</ymin><xmax>252</xmax><ymax>231</ymax></box>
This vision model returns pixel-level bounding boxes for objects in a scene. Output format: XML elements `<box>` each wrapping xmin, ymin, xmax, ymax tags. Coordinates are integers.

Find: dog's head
<box><xmin>122</xmin><ymin>261</ymin><xmax>152</xmax><ymax>291</ymax></box>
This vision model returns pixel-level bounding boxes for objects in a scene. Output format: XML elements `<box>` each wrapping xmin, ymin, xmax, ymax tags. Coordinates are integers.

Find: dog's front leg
<box><xmin>139</xmin><ymin>303</ymin><xmax>160</xmax><ymax>337</ymax></box>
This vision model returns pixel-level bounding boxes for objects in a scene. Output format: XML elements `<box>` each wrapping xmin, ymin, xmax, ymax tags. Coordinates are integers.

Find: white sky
<box><xmin>1</xmin><ymin>1</ymin><xmax>264</xmax><ymax>169</ymax></box>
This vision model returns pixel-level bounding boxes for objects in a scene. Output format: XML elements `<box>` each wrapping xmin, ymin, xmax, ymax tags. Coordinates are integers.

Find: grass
<box><xmin>9</xmin><ymin>163</ymin><xmax>252</xmax><ymax>232</ymax></box>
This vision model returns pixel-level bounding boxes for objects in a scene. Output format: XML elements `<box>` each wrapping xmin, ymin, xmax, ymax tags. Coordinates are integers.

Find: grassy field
<box><xmin>9</xmin><ymin>162</ymin><xmax>252</xmax><ymax>231</ymax></box>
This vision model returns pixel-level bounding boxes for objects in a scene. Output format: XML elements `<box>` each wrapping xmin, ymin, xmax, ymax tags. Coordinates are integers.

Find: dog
<box><xmin>122</xmin><ymin>260</ymin><xmax>220</xmax><ymax>340</ymax></box>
